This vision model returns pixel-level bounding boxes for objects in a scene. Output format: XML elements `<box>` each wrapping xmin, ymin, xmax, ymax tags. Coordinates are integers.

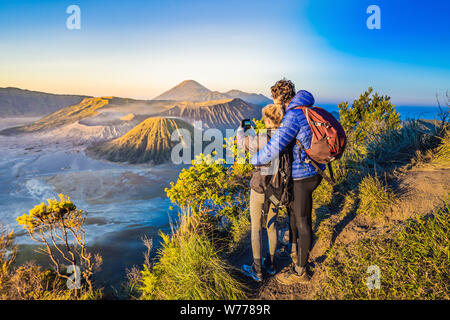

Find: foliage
<box><xmin>17</xmin><ymin>194</ymin><xmax>102</xmax><ymax>295</ymax></box>
<box><xmin>252</xmin><ymin>117</ymin><xmax>266</xmax><ymax>133</ymax></box>
<box><xmin>227</xmin><ymin>209</ymin><xmax>251</xmax><ymax>252</ymax></box>
<box><xmin>430</xmin><ymin>129</ymin><xmax>450</xmax><ymax>167</ymax></box>
<box><xmin>317</xmin><ymin>203</ymin><xmax>450</xmax><ymax>299</ymax></box>
<box><xmin>339</xmin><ymin>87</ymin><xmax>401</xmax><ymax>161</ymax></box>
<box><xmin>357</xmin><ymin>175</ymin><xmax>396</xmax><ymax>217</ymax></box>
<box><xmin>166</xmin><ymin>154</ymin><xmax>252</xmax><ymax>220</ymax></box>
<box><xmin>339</xmin><ymin>87</ymin><xmax>401</xmax><ymax>139</ymax></box>
<box><xmin>139</xmin><ymin>213</ymin><xmax>247</xmax><ymax>300</ymax></box>
<box><xmin>0</xmin><ymin>227</ymin><xmax>16</xmax><ymax>297</ymax></box>
<box><xmin>313</xmin><ymin>179</ymin><xmax>334</xmax><ymax>207</ymax></box>
<box><xmin>0</xmin><ymin>227</ymin><xmax>100</xmax><ymax>300</ymax></box>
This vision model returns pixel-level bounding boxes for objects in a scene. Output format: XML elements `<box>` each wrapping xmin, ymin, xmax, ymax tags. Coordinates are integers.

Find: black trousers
<box><xmin>291</xmin><ymin>174</ymin><xmax>322</xmax><ymax>267</ymax></box>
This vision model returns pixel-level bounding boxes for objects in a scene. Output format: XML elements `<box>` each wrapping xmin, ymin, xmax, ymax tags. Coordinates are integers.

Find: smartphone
<box><xmin>241</xmin><ymin>119</ymin><xmax>252</xmax><ymax>131</ymax></box>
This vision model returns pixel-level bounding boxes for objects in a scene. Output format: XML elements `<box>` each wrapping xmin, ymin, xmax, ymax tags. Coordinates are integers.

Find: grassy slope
<box><xmin>254</xmin><ymin>125</ymin><xmax>450</xmax><ymax>300</ymax></box>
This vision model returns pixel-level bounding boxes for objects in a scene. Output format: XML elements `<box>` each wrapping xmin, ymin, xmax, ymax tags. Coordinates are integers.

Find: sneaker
<box><xmin>262</xmin><ymin>257</ymin><xmax>276</xmax><ymax>276</ymax></box>
<box><xmin>241</xmin><ymin>264</ymin><xmax>263</xmax><ymax>282</ymax></box>
<box><xmin>276</xmin><ymin>266</ymin><xmax>310</xmax><ymax>285</ymax></box>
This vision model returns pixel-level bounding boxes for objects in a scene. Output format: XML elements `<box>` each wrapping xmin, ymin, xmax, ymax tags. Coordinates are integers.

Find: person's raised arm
<box><xmin>250</xmin><ymin>111</ymin><xmax>299</xmax><ymax>166</ymax></box>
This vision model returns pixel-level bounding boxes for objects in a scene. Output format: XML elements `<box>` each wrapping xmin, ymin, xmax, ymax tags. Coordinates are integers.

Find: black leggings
<box><xmin>292</xmin><ymin>175</ymin><xmax>322</xmax><ymax>267</ymax></box>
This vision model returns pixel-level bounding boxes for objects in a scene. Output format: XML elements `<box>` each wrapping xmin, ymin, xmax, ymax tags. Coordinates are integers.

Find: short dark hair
<box><xmin>271</xmin><ymin>79</ymin><xmax>296</xmax><ymax>106</ymax></box>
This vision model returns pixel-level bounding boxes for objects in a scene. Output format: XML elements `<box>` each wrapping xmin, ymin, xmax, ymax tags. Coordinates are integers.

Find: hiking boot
<box><xmin>241</xmin><ymin>264</ymin><xmax>263</xmax><ymax>282</ymax></box>
<box><xmin>276</xmin><ymin>266</ymin><xmax>310</xmax><ymax>285</ymax></box>
<box><xmin>262</xmin><ymin>256</ymin><xmax>276</xmax><ymax>276</ymax></box>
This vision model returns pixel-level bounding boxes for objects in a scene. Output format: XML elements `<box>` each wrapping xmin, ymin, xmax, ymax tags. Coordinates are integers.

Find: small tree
<box><xmin>165</xmin><ymin>154</ymin><xmax>252</xmax><ymax>221</ymax></box>
<box><xmin>339</xmin><ymin>87</ymin><xmax>401</xmax><ymax>160</ymax></box>
<box><xmin>17</xmin><ymin>194</ymin><xmax>102</xmax><ymax>295</ymax></box>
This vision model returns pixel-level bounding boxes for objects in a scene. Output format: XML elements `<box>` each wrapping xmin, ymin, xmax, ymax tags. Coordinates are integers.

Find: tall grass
<box><xmin>430</xmin><ymin>130</ymin><xmax>450</xmax><ymax>167</ymax></box>
<box><xmin>139</xmin><ymin>212</ymin><xmax>247</xmax><ymax>300</ymax></box>
<box><xmin>357</xmin><ymin>175</ymin><xmax>396</xmax><ymax>218</ymax></box>
<box><xmin>317</xmin><ymin>202</ymin><xmax>450</xmax><ymax>299</ymax></box>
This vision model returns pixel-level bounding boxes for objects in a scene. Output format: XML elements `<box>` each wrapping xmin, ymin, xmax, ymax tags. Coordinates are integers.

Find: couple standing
<box><xmin>240</xmin><ymin>79</ymin><xmax>325</xmax><ymax>285</ymax></box>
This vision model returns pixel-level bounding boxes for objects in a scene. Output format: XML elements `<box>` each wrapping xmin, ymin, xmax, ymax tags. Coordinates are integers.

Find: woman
<box><xmin>238</xmin><ymin>104</ymin><xmax>284</xmax><ymax>282</ymax></box>
<box><xmin>251</xmin><ymin>79</ymin><xmax>325</xmax><ymax>284</ymax></box>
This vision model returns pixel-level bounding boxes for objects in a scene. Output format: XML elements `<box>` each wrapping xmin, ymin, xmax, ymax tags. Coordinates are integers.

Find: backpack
<box><xmin>262</xmin><ymin>141</ymin><xmax>294</xmax><ymax>224</ymax></box>
<box><xmin>294</xmin><ymin>106</ymin><xmax>347</xmax><ymax>185</ymax></box>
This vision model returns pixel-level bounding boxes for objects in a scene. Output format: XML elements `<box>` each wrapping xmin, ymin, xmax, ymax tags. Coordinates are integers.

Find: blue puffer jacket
<box><xmin>250</xmin><ymin>90</ymin><xmax>326</xmax><ymax>179</ymax></box>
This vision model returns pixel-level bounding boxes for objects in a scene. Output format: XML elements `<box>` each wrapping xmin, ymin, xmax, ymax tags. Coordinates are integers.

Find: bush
<box><xmin>166</xmin><ymin>154</ymin><xmax>252</xmax><ymax>221</ymax></box>
<box><xmin>16</xmin><ymin>194</ymin><xmax>102</xmax><ymax>296</ymax></box>
<box><xmin>0</xmin><ymin>227</ymin><xmax>99</xmax><ymax>300</ymax></box>
<box><xmin>313</xmin><ymin>179</ymin><xmax>334</xmax><ymax>207</ymax></box>
<box><xmin>339</xmin><ymin>87</ymin><xmax>401</xmax><ymax>162</ymax></box>
<box><xmin>317</xmin><ymin>203</ymin><xmax>450</xmax><ymax>299</ymax></box>
<box><xmin>139</xmin><ymin>213</ymin><xmax>247</xmax><ymax>300</ymax></box>
<box><xmin>357</xmin><ymin>175</ymin><xmax>396</xmax><ymax>217</ymax></box>
<box><xmin>431</xmin><ymin>130</ymin><xmax>450</xmax><ymax>167</ymax></box>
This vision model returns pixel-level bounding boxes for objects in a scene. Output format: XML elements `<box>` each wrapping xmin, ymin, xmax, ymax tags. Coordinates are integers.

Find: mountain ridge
<box><xmin>0</xmin><ymin>87</ymin><xmax>88</xmax><ymax>117</ymax></box>
<box><xmin>154</xmin><ymin>80</ymin><xmax>272</xmax><ymax>106</ymax></box>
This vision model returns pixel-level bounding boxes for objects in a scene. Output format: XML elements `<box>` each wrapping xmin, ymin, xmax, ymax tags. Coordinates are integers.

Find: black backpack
<box><xmin>262</xmin><ymin>141</ymin><xmax>294</xmax><ymax>220</ymax></box>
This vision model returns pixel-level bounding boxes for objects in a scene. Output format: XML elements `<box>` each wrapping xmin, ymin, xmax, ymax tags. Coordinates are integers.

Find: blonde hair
<box><xmin>262</xmin><ymin>104</ymin><xmax>284</xmax><ymax>128</ymax></box>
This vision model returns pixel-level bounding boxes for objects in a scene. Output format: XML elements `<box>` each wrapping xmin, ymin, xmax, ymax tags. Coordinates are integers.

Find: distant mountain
<box><xmin>159</xmin><ymin>98</ymin><xmax>262</xmax><ymax>129</ymax></box>
<box><xmin>87</xmin><ymin>117</ymin><xmax>195</xmax><ymax>164</ymax></box>
<box><xmin>0</xmin><ymin>87</ymin><xmax>87</xmax><ymax>117</ymax></box>
<box><xmin>1</xmin><ymin>97</ymin><xmax>111</xmax><ymax>135</ymax></box>
<box><xmin>0</xmin><ymin>83</ymin><xmax>268</xmax><ymax>135</ymax></box>
<box><xmin>225</xmin><ymin>89</ymin><xmax>272</xmax><ymax>106</ymax></box>
<box><xmin>0</xmin><ymin>96</ymin><xmax>175</xmax><ymax>135</ymax></box>
<box><xmin>154</xmin><ymin>80</ymin><xmax>272</xmax><ymax>106</ymax></box>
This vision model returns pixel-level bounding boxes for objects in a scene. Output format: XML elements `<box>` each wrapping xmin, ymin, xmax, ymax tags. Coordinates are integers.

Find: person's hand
<box><xmin>245</xmin><ymin>127</ymin><xmax>256</xmax><ymax>137</ymax></box>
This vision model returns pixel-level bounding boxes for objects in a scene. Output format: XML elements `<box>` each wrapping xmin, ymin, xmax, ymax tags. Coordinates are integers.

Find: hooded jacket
<box><xmin>250</xmin><ymin>90</ymin><xmax>326</xmax><ymax>180</ymax></box>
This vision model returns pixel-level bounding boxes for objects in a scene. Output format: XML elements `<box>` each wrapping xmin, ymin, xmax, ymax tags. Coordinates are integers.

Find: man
<box><xmin>251</xmin><ymin>79</ymin><xmax>324</xmax><ymax>284</ymax></box>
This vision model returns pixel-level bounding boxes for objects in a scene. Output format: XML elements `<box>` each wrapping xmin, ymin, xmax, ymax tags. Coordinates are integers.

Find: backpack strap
<box><xmin>295</xmin><ymin>140</ymin><xmax>336</xmax><ymax>186</ymax></box>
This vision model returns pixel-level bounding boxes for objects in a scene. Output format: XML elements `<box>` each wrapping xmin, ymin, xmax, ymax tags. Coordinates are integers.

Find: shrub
<box><xmin>0</xmin><ymin>227</ymin><xmax>16</xmax><ymax>298</ymax></box>
<box><xmin>339</xmin><ymin>87</ymin><xmax>401</xmax><ymax>161</ymax></box>
<box><xmin>357</xmin><ymin>175</ymin><xmax>396</xmax><ymax>217</ymax></box>
<box><xmin>139</xmin><ymin>213</ymin><xmax>247</xmax><ymax>300</ymax></box>
<box><xmin>227</xmin><ymin>209</ymin><xmax>251</xmax><ymax>252</ymax></box>
<box><xmin>165</xmin><ymin>154</ymin><xmax>252</xmax><ymax>221</ymax></box>
<box><xmin>313</xmin><ymin>179</ymin><xmax>334</xmax><ymax>207</ymax></box>
<box><xmin>317</xmin><ymin>203</ymin><xmax>450</xmax><ymax>299</ymax></box>
<box><xmin>431</xmin><ymin>130</ymin><xmax>450</xmax><ymax>167</ymax></box>
<box><xmin>16</xmin><ymin>194</ymin><xmax>102</xmax><ymax>296</ymax></box>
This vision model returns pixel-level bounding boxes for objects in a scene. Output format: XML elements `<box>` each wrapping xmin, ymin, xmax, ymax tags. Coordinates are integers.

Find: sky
<box><xmin>0</xmin><ymin>0</ymin><xmax>449</xmax><ymax>106</ymax></box>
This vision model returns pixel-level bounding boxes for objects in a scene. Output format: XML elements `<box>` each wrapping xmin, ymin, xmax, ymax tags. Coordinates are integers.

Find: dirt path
<box><xmin>231</xmin><ymin>164</ymin><xmax>450</xmax><ymax>300</ymax></box>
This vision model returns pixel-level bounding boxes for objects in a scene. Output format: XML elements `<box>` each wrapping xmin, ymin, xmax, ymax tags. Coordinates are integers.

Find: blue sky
<box><xmin>0</xmin><ymin>0</ymin><xmax>448</xmax><ymax>105</ymax></box>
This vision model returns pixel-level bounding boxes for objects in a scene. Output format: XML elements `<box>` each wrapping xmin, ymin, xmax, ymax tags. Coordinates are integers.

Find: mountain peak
<box><xmin>154</xmin><ymin>80</ymin><xmax>213</xmax><ymax>101</ymax></box>
<box><xmin>154</xmin><ymin>80</ymin><xmax>272</xmax><ymax>106</ymax></box>
<box><xmin>176</xmin><ymin>80</ymin><xmax>209</xmax><ymax>89</ymax></box>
